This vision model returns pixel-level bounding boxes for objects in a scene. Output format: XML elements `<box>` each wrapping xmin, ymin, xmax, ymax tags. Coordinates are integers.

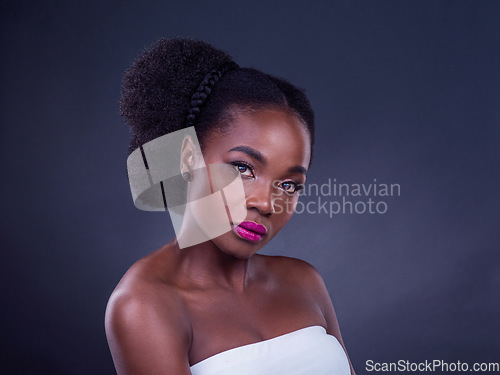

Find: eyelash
<box><xmin>229</xmin><ymin>161</ymin><xmax>304</xmax><ymax>195</ymax></box>
<box><xmin>283</xmin><ymin>181</ymin><xmax>304</xmax><ymax>195</ymax></box>
<box><xmin>230</xmin><ymin>161</ymin><xmax>255</xmax><ymax>178</ymax></box>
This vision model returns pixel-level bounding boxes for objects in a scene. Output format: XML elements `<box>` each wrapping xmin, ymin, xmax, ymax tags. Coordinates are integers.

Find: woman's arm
<box><xmin>105</xmin><ymin>286</ymin><xmax>192</xmax><ymax>375</ymax></box>
<box><xmin>307</xmin><ymin>265</ymin><xmax>357</xmax><ymax>375</ymax></box>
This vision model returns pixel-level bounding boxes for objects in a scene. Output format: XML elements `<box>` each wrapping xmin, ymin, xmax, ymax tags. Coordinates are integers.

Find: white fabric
<box><xmin>190</xmin><ymin>325</ymin><xmax>350</xmax><ymax>375</ymax></box>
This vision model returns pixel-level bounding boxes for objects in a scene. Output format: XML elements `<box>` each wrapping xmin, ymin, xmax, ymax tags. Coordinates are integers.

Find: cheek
<box><xmin>186</xmin><ymin>164</ymin><xmax>247</xmax><ymax>237</ymax></box>
<box><xmin>272</xmin><ymin>193</ymin><xmax>300</xmax><ymax>224</ymax></box>
<box><xmin>208</xmin><ymin>163</ymin><xmax>247</xmax><ymax>224</ymax></box>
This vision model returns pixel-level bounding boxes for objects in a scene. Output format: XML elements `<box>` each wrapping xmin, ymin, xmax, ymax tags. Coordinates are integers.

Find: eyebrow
<box><xmin>288</xmin><ymin>165</ymin><xmax>307</xmax><ymax>175</ymax></box>
<box><xmin>228</xmin><ymin>145</ymin><xmax>266</xmax><ymax>165</ymax></box>
<box><xmin>228</xmin><ymin>145</ymin><xmax>307</xmax><ymax>175</ymax></box>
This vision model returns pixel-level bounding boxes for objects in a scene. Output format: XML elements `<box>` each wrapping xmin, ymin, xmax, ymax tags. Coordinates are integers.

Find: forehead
<box><xmin>204</xmin><ymin>108</ymin><xmax>311</xmax><ymax>167</ymax></box>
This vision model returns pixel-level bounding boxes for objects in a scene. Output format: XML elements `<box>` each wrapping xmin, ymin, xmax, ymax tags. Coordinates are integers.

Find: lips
<box><xmin>232</xmin><ymin>221</ymin><xmax>267</xmax><ymax>242</ymax></box>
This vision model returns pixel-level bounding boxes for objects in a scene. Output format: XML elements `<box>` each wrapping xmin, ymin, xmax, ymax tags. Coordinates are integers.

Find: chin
<box><xmin>211</xmin><ymin>231</ymin><xmax>269</xmax><ymax>259</ymax></box>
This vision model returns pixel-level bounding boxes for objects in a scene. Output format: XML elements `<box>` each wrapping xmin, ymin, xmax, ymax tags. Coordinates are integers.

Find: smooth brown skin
<box><xmin>105</xmin><ymin>108</ymin><xmax>356</xmax><ymax>375</ymax></box>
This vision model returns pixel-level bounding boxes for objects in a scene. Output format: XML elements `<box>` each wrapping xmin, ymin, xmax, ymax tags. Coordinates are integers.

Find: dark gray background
<box><xmin>1</xmin><ymin>1</ymin><xmax>499</xmax><ymax>374</ymax></box>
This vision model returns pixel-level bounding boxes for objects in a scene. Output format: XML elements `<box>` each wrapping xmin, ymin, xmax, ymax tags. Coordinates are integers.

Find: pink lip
<box><xmin>232</xmin><ymin>221</ymin><xmax>267</xmax><ymax>242</ymax></box>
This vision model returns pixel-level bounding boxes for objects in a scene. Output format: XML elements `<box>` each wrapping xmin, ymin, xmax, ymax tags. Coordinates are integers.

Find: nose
<box><xmin>245</xmin><ymin>181</ymin><xmax>275</xmax><ymax>216</ymax></box>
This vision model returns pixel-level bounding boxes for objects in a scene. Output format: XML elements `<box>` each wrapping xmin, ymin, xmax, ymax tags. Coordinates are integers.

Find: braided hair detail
<box><xmin>185</xmin><ymin>61</ymin><xmax>239</xmax><ymax>128</ymax></box>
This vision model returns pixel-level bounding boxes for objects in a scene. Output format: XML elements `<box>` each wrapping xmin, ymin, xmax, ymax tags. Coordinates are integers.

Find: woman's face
<box><xmin>192</xmin><ymin>107</ymin><xmax>311</xmax><ymax>259</ymax></box>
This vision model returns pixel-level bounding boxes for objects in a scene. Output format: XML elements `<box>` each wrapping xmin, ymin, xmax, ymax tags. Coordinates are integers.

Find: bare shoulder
<box><xmin>261</xmin><ymin>254</ymin><xmax>355</xmax><ymax>375</ymax></box>
<box><xmin>260</xmin><ymin>254</ymin><xmax>327</xmax><ymax>291</ymax></box>
<box><xmin>106</xmin><ymin>247</ymin><xmax>183</xmax><ymax>318</ymax></box>
<box><xmin>260</xmin><ymin>255</ymin><xmax>333</xmax><ymax>320</ymax></box>
<box><xmin>105</xmin><ymin>256</ymin><xmax>189</xmax><ymax>329</ymax></box>
<box><xmin>105</xmin><ymin>247</ymin><xmax>192</xmax><ymax>374</ymax></box>
<box><xmin>260</xmin><ymin>255</ymin><xmax>337</xmax><ymax>331</ymax></box>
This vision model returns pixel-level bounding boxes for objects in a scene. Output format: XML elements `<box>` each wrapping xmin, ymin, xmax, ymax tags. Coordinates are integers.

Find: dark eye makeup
<box><xmin>229</xmin><ymin>161</ymin><xmax>304</xmax><ymax>195</ymax></box>
<box><xmin>230</xmin><ymin>161</ymin><xmax>255</xmax><ymax>178</ymax></box>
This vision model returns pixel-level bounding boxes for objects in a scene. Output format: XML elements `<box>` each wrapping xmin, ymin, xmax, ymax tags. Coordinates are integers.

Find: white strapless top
<box><xmin>190</xmin><ymin>325</ymin><xmax>350</xmax><ymax>375</ymax></box>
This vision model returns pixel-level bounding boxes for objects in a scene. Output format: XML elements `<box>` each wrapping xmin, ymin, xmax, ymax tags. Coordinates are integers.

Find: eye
<box><xmin>231</xmin><ymin>161</ymin><xmax>255</xmax><ymax>178</ymax></box>
<box><xmin>281</xmin><ymin>181</ymin><xmax>304</xmax><ymax>195</ymax></box>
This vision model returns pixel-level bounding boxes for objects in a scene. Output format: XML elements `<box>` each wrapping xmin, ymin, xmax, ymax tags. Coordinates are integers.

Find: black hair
<box><xmin>120</xmin><ymin>38</ymin><xmax>315</xmax><ymax>161</ymax></box>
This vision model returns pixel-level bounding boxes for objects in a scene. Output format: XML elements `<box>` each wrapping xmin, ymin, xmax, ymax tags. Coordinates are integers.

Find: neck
<box><xmin>171</xmin><ymin>238</ymin><xmax>255</xmax><ymax>292</ymax></box>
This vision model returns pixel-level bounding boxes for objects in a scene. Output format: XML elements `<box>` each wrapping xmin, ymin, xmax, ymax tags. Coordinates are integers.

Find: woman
<box><xmin>105</xmin><ymin>37</ymin><xmax>355</xmax><ymax>375</ymax></box>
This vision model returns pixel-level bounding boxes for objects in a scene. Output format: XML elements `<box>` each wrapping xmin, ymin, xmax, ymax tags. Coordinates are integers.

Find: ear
<box><xmin>180</xmin><ymin>134</ymin><xmax>197</xmax><ymax>175</ymax></box>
